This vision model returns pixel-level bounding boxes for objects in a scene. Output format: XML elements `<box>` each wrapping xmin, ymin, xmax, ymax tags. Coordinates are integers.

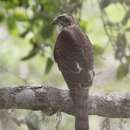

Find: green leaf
<box><xmin>122</xmin><ymin>9</ymin><xmax>130</xmax><ymax>25</ymax></box>
<box><xmin>93</xmin><ymin>45</ymin><xmax>104</xmax><ymax>55</ymax></box>
<box><xmin>14</xmin><ymin>7</ymin><xmax>28</xmax><ymax>21</ymax></box>
<box><xmin>116</xmin><ymin>64</ymin><xmax>129</xmax><ymax>80</ymax></box>
<box><xmin>0</xmin><ymin>11</ymin><xmax>5</xmax><ymax>22</ymax></box>
<box><xmin>100</xmin><ymin>0</ymin><xmax>111</xmax><ymax>9</ymax></box>
<box><xmin>126</xmin><ymin>56</ymin><xmax>130</xmax><ymax>62</ymax></box>
<box><xmin>80</xmin><ymin>20</ymin><xmax>88</xmax><ymax>32</ymax></box>
<box><xmin>41</xmin><ymin>24</ymin><xmax>54</xmax><ymax>39</ymax></box>
<box><xmin>44</xmin><ymin>57</ymin><xmax>53</xmax><ymax>74</ymax></box>
<box><xmin>21</xmin><ymin>43</ymin><xmax>39</xmax><ymax>61</ymax></box>
<box><xmin>6</xmin><ymin>16</ymin><xmax>18</xmax><ymax>35</ymax></box>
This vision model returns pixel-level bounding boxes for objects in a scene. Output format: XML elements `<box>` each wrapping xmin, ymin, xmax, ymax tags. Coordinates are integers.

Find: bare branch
<box><xmin>0</xmin><ymin>86</ymin><xmax>130</xmax><ymax>118</ymax></box>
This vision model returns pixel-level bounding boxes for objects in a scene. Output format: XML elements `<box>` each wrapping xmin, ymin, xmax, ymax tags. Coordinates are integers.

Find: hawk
<box><xmin>52</xmin><ymin>14</ymin><xmax>94</xmax><ymax>130</ymax></box>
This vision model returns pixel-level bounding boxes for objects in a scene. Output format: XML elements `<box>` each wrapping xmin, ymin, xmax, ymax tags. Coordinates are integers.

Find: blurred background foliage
<box><xmin>0</xmin><ymin>0</ymin><xmax>130</xmax><ymax>130</ymax></box>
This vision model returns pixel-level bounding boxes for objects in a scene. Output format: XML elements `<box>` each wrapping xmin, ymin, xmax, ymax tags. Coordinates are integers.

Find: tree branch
<box><xmin>0</xmin><ymin>86</ymin><xmax>130</xmax><ymax>118</ymax></box>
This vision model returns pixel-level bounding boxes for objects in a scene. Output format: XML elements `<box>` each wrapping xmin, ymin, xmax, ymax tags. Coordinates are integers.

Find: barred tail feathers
<box><xmin>75</xmin><ymin>87</ymin><xmax>89</xmax><ymax>130</ymax></box>
<box><xmin>68</xmin><ymin>82</ymin><xmax>89</xmax><ymax>130</ymax></box>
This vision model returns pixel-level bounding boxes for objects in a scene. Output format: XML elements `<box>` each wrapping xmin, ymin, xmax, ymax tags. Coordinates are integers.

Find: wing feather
<box><xmin>54</xmin><ymin>25</ymin><xmax>94</xmax><ymax>84</ymax></box>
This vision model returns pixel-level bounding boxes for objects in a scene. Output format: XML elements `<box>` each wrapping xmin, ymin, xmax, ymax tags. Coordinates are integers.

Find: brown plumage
<box><xmin>53</xmin><ymin>14</ymin><xmax>94</xmax><ymax>130</ymax></box>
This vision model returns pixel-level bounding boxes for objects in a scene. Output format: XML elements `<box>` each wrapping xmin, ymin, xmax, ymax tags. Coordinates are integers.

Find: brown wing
<box><xmin>54</xmin><ymin>25</ymin><xmax>94</xmax><ymax>86</ymax></box>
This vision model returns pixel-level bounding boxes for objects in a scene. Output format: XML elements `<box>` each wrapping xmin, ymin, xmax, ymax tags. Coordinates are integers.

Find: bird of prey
<box><xmin>52</xmin><ymin>14</ymin><xmax>94</xmax><ymax>130</ymax></box>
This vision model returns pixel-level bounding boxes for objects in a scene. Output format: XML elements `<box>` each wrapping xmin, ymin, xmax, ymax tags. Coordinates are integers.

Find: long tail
<box><xmin>69</xmin><ymin>83</ymin><xmax>89</xmax><ymax>130</ymax></box>
<box><xmin>75</xmin><ymin>87</ymin><xmax>89</xmax><ymax>130</ymax></box>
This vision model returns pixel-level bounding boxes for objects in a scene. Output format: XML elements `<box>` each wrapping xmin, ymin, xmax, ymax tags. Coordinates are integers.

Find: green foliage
<box><xmin>13</xmin><ymin>7</ymin><xmax>28</xmax><ymax>21</ymax></box>
<box><xmin>98</xmin><ymin>0</ymin><xmax>130</xmax><ymax>80</ymax></box>
<box><xmin>0</xmin><ymin>0</ymin><xmax>130</xmax><ymax>80</ymax></box>
<box><xmin>21</xmin><ymin>42</ymin><xmax>40</xmax><ymax>61</ymax></box>
<box><xmin>93</xmin><ymin>45</ymin><xmax>104</xmax><ymax>55</ymax></box>
<box><xmin>41</xmin><ymin>23</ymin><xmax>54</xmax><ymax>39</ymax></box>
<box><xmin>116</xmin><ymin>63</ymin><xmax>129</xmax><ymax>80</ymax></box>
<box><xmin>0</xmin><ymin>0</ymin><xmax>83</xmax><ymax>74</ymax></box>
<box><xmin>44</xmin><ymin>57</ymin><xmax>54</xmax><ymax>74</ymax></box>
<box><xmin>79</xmin><ymin>20</ymin><xmax>88</xmax><ymax>32</ymax></box>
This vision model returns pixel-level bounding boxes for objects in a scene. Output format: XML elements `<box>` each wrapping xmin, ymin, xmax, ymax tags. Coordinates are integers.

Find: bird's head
<box><xmin>52</xmin><ymin>14</ymin><xmax>75</xmax><ymax>27</ymax></box>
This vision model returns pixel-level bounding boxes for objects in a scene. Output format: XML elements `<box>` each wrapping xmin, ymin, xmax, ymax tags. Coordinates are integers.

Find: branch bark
<box><xmin>0</xmin><ymin>86</ymin><xmax>130</xmax><ymax>118</ymax></box>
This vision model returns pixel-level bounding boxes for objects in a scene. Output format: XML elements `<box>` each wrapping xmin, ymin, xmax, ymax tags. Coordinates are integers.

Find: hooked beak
<box><xmin>51</xmin><ymin>17</ymin><xmax>58</xmax><ymax>25</ymax></box>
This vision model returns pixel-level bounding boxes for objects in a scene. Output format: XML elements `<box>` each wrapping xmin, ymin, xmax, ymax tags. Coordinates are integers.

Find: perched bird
<box><xmin>52</xmin><ymin>14</ymin><xmax>94</xmax><ymax>130</ymax></box>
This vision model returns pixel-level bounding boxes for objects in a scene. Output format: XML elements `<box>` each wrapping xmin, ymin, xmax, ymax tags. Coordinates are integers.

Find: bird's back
<box><xmin>54</xmin><ymin>24</ymin><xmax>94</xmax><ymax>86</ymax></box>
